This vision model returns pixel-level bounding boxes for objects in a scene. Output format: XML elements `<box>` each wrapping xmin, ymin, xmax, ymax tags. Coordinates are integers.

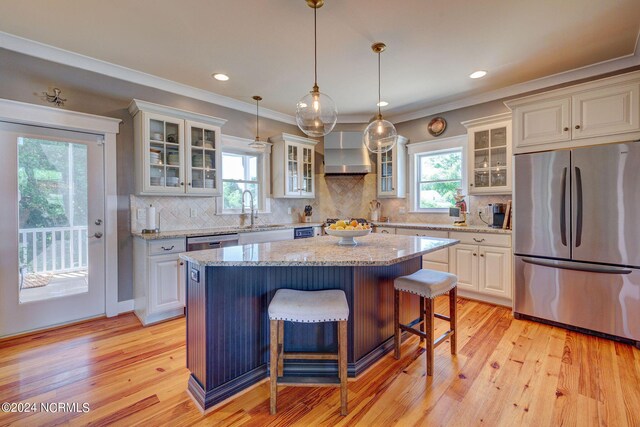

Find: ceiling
<box><xmin>0</xmin><ymin>0</ymin><xmax>639</xmax><ymax>123</ymax></box>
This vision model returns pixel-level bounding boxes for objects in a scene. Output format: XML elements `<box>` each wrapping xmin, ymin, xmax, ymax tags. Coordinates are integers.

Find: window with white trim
<box><xmin>222</xmin><ymin>152</ymin><xmax>260</xmax><ymax>211</ymax></box>
<box><xmin>409</xmin><ymin>136</ymin><xmax>466</xmax><ymax>212</ymax></box>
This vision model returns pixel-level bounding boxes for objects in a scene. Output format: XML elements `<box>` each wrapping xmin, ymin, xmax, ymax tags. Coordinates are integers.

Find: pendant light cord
<box><xmin>377</xmin><ymin>51</ymin><xmax>381</xmax><ymax>117</ymax></box>
<box><xmin>314</xmin><ymin>6</ymin><xmax>318</xmax><ymax>88</ymax></box>
<box><xmin>255</xmin><ymin>98</ymin><xmax>259</xmax><ymax>140</ymax></box>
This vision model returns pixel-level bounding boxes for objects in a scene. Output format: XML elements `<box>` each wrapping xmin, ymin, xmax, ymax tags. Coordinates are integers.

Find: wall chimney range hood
<box><xmin>323</xmin><ymin>131</ymin><xmax>372</xmax><ymax>174</ymax></box>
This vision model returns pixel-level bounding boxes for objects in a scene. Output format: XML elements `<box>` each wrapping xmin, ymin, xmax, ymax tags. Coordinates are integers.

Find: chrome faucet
<box><xmin>241</xmin><ymin>190</ymin><xmax>256</xmax><ymax>228</ymax></box>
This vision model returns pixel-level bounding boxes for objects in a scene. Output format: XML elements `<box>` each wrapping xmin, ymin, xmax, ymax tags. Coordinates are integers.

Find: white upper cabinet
<box><xmin>377</xmin><ymin>136</ymin><xmax>407</xmax><ymax>198</ymax></box>
<box><xmin>462</xmin><ymin>113</ymin><xmax>512</xmax><ymax>195</ymax></box>
<box><xmin>506</xmin><ymin>71</ymin><xmax>640</xmax><ymax>154</ymax></box>
<box><xmin>269</xmin><ymin>133</ymin><xmax>318</xmax><ymax>198</ymax></box>
<box><xmin>129</xmin><ymin>100</ymin><xmax>226</xmax><ymax>196</ymax></box>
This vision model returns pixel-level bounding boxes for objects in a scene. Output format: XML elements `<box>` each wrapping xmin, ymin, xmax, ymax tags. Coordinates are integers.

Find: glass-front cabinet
<box><xmin>377</xmin><ymin>136</ymin><xmax>407</xmax><ymax>198</ymax></box>
<box><xmin>129</xmin><ymin>100</ymin><xmax>226</xmax><ymax>196</ymax></box>
<box><xmin>463</xmin><ymin>113</ymin><xmax>512</xmax><ymax>194</ymax></box>
<box><xmin>270</xmin><ymin>133</ymin><xmax>318</xmax><ymax>198</ymax></box>
<box><xmin>186</xmin><ymin>121</ymin><xmax>221</xmax><ymax>195</ymax></box>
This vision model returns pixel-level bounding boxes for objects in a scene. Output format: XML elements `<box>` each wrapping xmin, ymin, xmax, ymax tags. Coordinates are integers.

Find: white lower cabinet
<box><xmin>134</xmin><ymin>237</ymin><xmax>186</xmax><ymax>326</ymax></box>
<box><xmin>449</xmin><ymin>244</ymin><xmax>478</xmax><ymax>293</ymax></box>
<box><xmin>478</xmin><ymin>246</ymin><xmax>511</xmax><ymax>299</ymax></box>
<box><xmin>375</xmin><ymin>226</ymin><xmax>513</xmax><ymax>306</ymax></box>
<box><xmin>448</xmin><ymin>232</ymin><xmax>512</xmax><ymax>305</ymax></box>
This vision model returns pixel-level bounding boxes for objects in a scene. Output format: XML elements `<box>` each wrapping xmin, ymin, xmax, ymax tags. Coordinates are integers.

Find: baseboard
<box><xmin>117</xmin><ymin>299</ymin><xmax>134</xmax><ymax>314</ymax></box>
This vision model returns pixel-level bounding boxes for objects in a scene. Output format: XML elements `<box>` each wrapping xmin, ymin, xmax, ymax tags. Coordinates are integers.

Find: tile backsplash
<box><xmin>130</xmin><ymin>174</ymin><xmax>510</xmax><ymax>231</ymax></box>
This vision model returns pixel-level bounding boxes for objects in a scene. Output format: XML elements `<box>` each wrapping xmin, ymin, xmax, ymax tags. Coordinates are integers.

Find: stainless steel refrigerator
<box><xmin>514</xmin><ymin>141</ymin><xmax>640</xmax><ymax>345</ymax></box>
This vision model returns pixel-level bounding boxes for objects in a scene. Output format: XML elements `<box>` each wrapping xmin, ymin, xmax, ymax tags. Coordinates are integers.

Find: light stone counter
<box><xmin>132</xmin><ymin>222</ymin><xmax>324</xmax><ymax>240</ymax></box>
<box><xmin>180</xmin><ymin>233</ymin><xmax>458</xmax><ymax>267</ymax></box>
<box><xmin>372</xmin><ymin>221</ymin><xmax>512</xmax><ymax>234</ymax></box>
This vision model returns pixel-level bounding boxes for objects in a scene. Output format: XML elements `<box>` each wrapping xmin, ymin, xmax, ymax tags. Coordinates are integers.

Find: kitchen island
<box><xmin>180</xmin><ymin>233</ymin><xmax>458</xmax><ymax>411</ymax></box>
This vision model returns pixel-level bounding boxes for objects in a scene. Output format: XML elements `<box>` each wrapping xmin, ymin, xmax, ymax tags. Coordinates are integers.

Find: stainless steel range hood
<box><xmin>323</xmin><ymin>131</ymin><xmax>372</xmax><ymax>174</ymax></box>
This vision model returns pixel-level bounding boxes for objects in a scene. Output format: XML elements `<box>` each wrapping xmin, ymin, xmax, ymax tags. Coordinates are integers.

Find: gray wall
<box><xmin>0</xmin><ymin>48</ymin><xmax>302</xmax><ymax>301</ymax></box>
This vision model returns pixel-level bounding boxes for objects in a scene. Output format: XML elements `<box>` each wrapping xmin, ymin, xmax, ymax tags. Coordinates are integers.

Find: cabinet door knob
<box><xmin>180</xmin><ymin>182</ymin><xmax>184</xmax><ymax>186</ymax></box>
<box><xmin>480</xmin><ymin>254</ymin><xmax>485</xmax><ymax>257</ymax></box>
<box><xmin>473</xmin><ymin>253</ymin><xmax>477</xmax><ymax>256</ymax></box>
<box><xmin>470</xmin><ymin>183</ymin><xmax>474</xmax><ymax>187</ymax></box>
<box><xmin>575</xmin><ymin>125</ymin><xmax>581</xmax><ymax>129</ymax></box>
<box><xmin>563</xmin><ymin>127</ymin><xmax>569</xmax><ymax>132</ymax></box>
<box><xmin>179</xmin><ymin>261</ymin><xmax>184</xmax><ymax>266</ymax></box>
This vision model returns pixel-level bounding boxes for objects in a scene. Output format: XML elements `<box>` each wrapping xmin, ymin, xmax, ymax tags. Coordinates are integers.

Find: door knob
<box><xmin>95</xmin><ymin>219</ymin><xmax>103</xmax><ymax>225</ymax></box>
<box><xmin>92</xmin><ymin>232</ymin><xmax>103</xmax><ymax>239</ymax></box>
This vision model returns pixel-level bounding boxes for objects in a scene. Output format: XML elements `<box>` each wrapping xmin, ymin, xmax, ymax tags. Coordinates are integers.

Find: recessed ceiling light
<box><xmin>377</xmin><ymin>101</ymin><xmax>389</xmax><ymax>107</ymax></box>
<box><xmin>212</xmin><ymin>73</ymin><xmax>229</xmax><ymax>81</ymax></box>
<box><xmin>469</xmin><ymin>70</ymin><xmax>487</xmax><ymax>79</ymax></box>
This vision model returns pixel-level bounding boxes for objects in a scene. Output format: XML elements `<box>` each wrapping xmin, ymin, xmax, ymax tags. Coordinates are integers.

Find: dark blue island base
<box><xmin>185</xmin><ymin>256</ymin><xmax>423</xmax><ymax>411</ymax></box>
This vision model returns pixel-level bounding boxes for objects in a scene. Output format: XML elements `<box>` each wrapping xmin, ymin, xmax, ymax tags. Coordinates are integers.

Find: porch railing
<box><xmin>18</xmin><ymin>226</ymin><xmax>88</xmax><ymax>274</ymax></box>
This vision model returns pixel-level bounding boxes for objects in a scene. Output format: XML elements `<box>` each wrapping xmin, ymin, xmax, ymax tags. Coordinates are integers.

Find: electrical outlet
<box><xmin>477</xmin><ymin>207</ymin><xmax>484</xmax><ymax>216</ymax></box>
<box><xmin>398</xmin><ymin>206</ymin><xmax>406</xmax><ymax>215</ymax></box>
<box><xmin>287</xmin><ymin>207</ymin><xmax>292</xmax><ymax>215</ymax></box>
<box><xmin>190</xmin><ymin>208</ymin><xmax>197</xmax><ymax>218</ymax></box>
<box><xmin>137</xmin><ymin>208</ymin><xmax>145</xmax><ymax>219</ymax></box>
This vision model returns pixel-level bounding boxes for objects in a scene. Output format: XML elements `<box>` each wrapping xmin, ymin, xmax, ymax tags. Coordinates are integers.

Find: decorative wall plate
<box><xmin>428</xmin><ymin>117</ymin><xmax>447</xmax><ymax>136</ymax></box>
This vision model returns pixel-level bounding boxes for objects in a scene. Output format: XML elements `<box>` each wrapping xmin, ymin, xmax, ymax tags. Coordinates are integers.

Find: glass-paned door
<box><xmin>472</xmin><ymin>127</ymin><xmax>508</xmax><ymax>189</ymax></box>
<box><xmin>286</xmin><ymin>143</ymin><xmax>299</xmax><ymax>195</ymax></box>
<box><xmin>187</xmin><ymin>121</ymin><xmax>219</xmax><ymax>195</ymax></box>
<box><xmin>147</xmin><ymin>114</ymin><xmax>183</xmax><ymax>193</ymax></box>
<box><xmin>379</xmin><ymin>149</ymin><xmax>394</xmax><ymax>194</ymax></box>
<box><xmin>0</xmin><ymin>122</ymin><xmax>105</xmax><ymax>337</ymax></box>
<box><xmin>300</xmin><ymin>146</ymin><xmax>313</xmax><ymax>195</ymax></box>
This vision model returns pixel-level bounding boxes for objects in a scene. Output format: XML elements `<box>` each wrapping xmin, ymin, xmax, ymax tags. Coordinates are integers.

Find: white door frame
<box><xmin>0</xmin><ymin>98</ymin><xmax>121</xmax><ymax>317</ymax></box>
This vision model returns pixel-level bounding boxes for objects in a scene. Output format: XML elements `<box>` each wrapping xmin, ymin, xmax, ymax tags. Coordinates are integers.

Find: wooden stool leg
<box><xmin>394</xmin><ymin>289</ymin><xmax>401</xmax><ymax>359</ymax></box>
<box><xmin>269</xmin><ymin>320</ymin><xmax>278</xmax><ymax>415</ymax></box>
<box><xmin>425</xmin><ymin>298</ymin><xmax>435</xmax><ymax>376</ymax></box>
<box><xmin>338</xmin><ymin>320</ymin><xmax>348</xmax><ymax>416</ymax></box>
<box><xmin>419</xmin><ymin>296</ymin><xmax>425</xmax><ymax>344</ymax></box>
<box><xmin>277</xmin><ymin>320</ymin><xmax>284</xmax><ymax>376</ymax></box>
<box><xmin>450</xmin><ymin>287</ymin><xmax>457</xmax><ymax>355</ymax></box>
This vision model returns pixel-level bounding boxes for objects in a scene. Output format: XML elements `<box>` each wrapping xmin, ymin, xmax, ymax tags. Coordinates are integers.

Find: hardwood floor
<box><xmin>1</xmin><ymin>298</ymin><xmax>638</xmax><ymax>426</ymax></box>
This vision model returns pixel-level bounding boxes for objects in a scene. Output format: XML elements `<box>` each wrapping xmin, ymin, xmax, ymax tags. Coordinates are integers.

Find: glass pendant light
<box><xmin>295</xmin><ymin>0</ymin><xmax>337</xmax><ymax>137</ymax></box>
<box><xmin>249</xmin><ymin>95</ymin><xmax>266</xmax><ymax>149</ymax></box>
<box><xmin>363</xmin><ymin>42</ymin><xmax>397</xmax><ymax>154</ymax></box>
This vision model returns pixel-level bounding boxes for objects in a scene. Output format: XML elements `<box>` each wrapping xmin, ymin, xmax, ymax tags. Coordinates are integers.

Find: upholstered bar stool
<box><xmin>268</xmin><ymin>289</ymin><xmax>349</xmax><ymax>416</ymax></box>
<box><xmin>393</xmin><ymin>270</ymin><xmax>458</xmax><ymax>376</ymax></box>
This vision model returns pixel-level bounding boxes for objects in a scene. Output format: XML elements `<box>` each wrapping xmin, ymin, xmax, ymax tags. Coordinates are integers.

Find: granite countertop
<box><xmin>180</xmin><ymin>234</ymin><xmax>458</xmax><ymax>267</ymax></box>
<box><xmin>371</xmin><ymin>222</ymin><xmax>512</xmax><ymax>234</ymax></box>
<box><xmin>132</xmin><ymin>222</ymin><xmax>325</xmax><ymax>240</ymax></box>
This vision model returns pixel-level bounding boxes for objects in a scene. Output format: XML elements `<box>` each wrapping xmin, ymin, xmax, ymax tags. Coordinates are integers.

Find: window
<box><xmin>222</xmin><ymin>152</ymin><xmax>260</xmax><ymax>211</ymax></box>
<box><xmin>408</xmin><ymin>136</ymin><xmax>466</xmax><ymax>212</ymax></box>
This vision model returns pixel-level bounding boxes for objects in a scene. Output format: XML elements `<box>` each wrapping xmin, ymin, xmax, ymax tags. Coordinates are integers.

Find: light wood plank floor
<box><xmin>1</xmin><ymin>298</ymin><xmax>639</xmax><ymax>426</ymax></box>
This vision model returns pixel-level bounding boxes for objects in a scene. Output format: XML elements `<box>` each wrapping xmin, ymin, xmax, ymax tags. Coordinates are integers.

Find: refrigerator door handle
<box><xmin>560</xmin><ymin>167</ymin><xmax>567</xmax><ymax>246</ymax></box>
<box><xmin>521</xmin><ymin>257</ymin><xmax>632</xmax><ymax>274</ymax></box>
<box><xmin>575</xmin><ymin>166</ymin><xmax>583</xmax><ymax>247</ymax></box>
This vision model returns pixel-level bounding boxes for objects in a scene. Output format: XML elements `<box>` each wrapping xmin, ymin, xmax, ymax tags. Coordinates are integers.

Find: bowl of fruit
<box><xmin>324</xmin><ymin>220</ymin><xmax>372</xmax><ymax>246</ymax></box>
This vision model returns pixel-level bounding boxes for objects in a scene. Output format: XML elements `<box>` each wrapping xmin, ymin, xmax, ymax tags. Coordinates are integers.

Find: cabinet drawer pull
<box><xmin>381</xmin><ymin>230</ymin><xmax>389</xmax><ymax>234</ymax></box>
<box><xmin>161</xmin><ymin>245</ymin><xmax>175</xmax><ymax>251</ymax></box>
<box><xmin>473</xmin><ymin>238</ymin><xmax>485</xmax><ymax>243</ymax></box>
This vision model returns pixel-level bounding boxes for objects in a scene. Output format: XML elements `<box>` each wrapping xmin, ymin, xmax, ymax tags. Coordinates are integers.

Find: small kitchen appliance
<box><xmin>490</xmin><ymin>203</ymin><xmax>506</xmax><ymax>228</ymax></box>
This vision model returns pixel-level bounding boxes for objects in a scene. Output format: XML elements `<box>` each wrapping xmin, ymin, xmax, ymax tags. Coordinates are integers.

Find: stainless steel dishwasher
<box><xmin>186</xmin><ymin>234</ymin><xmax>239</xmax><ymax>251</ymax></box>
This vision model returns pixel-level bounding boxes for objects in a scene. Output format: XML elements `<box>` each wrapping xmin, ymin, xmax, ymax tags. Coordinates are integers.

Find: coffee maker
<box><xmin>490</xmin><ymin>203</ymin><xmax>506</xmax><ymax>228</ymax></box>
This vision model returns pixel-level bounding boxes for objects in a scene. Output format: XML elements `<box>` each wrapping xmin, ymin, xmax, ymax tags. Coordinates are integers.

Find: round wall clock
<box><xmin>427</xmin><ymin>117</ymin><xmax>447</xmax><ymax>136</ymax></box>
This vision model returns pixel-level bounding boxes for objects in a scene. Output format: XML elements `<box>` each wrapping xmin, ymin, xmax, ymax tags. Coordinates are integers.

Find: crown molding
<box><xmin>389</xmin><ymin>46</ymin><xmax>640</xmax><ymax>125</ymax></box>
<box><xmin>3</xmin><ymin>30</ymin><xmax>640</xmax><ymax>128</ymax></box>
<box><xmin>0</xmin><ymin>31</ymin><xmax>296</xmax><ymax>125</ymax></box>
